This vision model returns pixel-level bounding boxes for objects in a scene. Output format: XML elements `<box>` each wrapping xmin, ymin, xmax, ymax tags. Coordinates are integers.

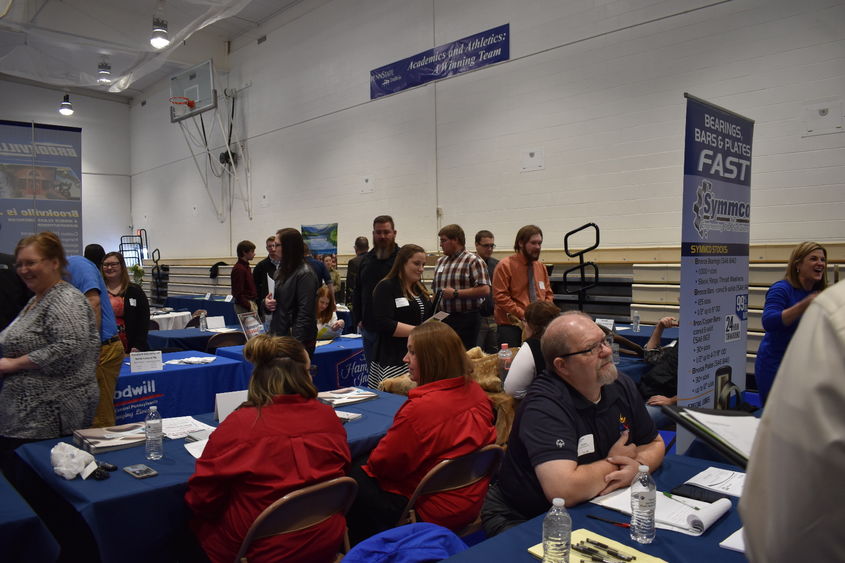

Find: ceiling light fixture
<box><xmin>59</xmin><ymin>94</ymin><xmax>74</xmax><ymax>116</ymax></box>
<box><xmin>150</xmin><ymin>1</ymin><xmax>171</xmax><ymax>50</ymax></box>
<box><xmin>97</xmin><ymin>57</ymin><xmax>112</xmax><ymax>85</ymax></box>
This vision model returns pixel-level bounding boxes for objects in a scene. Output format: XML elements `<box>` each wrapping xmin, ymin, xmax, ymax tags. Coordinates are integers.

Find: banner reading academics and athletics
<box><xmin>370</xmin><ymin>24</ymin><xmax>509</xmax><ymax>99</ymax></box>
<box><xmin>678</xmin><ymin>95</ymin><xmax>754</xmax><ymax>409</ymax></box>
<box><xmin>0</xmin><ymin>120</ymin><xmax>83</xmax><ymax>255</ymax></box>
<box><xmin>302</xmin><ymin>223</ymin><xmax>338</xmax><ymax>255</ymax></box>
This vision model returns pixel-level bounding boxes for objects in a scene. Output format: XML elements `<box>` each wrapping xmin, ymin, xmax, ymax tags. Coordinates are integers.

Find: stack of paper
<box><xmin>685</xmin><ymin>467</ymin><xmax>746</xmax><ymax>497</ymax></box>
<box><xmin>161</xmin><ymin>416</ymin><xmax>216</xmax><ymax>439</ymax></box>
<box><xmin>591</xmin><ymin>487</ymin><xmax>732</xmax><ymax>536</ymax></box>
<box><xmin>318</xmin><ymin>387</ymin><xmax>378</xmax><ymax>407</ymax></box>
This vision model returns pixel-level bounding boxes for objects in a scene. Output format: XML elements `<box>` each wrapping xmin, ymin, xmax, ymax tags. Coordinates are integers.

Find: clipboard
<box><xmin>662</xmin><ymin>405</ymin><xmax>754</xmax><ymax>469</ymax></box>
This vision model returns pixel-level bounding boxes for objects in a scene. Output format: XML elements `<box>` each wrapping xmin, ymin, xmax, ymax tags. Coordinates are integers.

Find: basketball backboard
<box><xmin>169</xmin><ymin>59</ymin><xmax>217</xmax><ymax>123</ymax></box>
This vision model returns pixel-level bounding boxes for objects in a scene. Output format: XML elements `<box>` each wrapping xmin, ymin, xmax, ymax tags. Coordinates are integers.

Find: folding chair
<box><xmin>234</xmin><ymin>476</ymin><xmax>358</xmax><ymax>563</ymax></box>
<box><xmin>205</xmin><ymin>331</ymin><xmax>246</xmax><ymax>353</ymax></box>
<box><xmin>396</xmin><ymin>444</ymin><xmax>505</xmax><ymax>536</ymax></box>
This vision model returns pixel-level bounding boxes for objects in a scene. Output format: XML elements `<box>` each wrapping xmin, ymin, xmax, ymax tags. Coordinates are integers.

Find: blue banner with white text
<box><xmin>370</xmin><ymin>24</ymin><xmax>509</xmax><ymax>99</ymax></box>
<box><xmin>677</xmin><ymin>97</ymin><xmax>753</xmax><ymax>410</ymax></box>
<box><xmin>0</xmin><ymin>120</ymin><xmax>83</xmax><ymax>255</ymax></box>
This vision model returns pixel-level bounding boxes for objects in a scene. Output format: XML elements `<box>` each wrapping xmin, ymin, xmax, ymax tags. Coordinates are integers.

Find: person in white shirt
<box><xmin>740</xmin><ymin>279</ymin><xmax>845</xmax><ymax>562</ymax></box>
<box><xmin>503</xmin><ymin>301</ymin><xmax>560</xmax><ymax>399</ymax></box>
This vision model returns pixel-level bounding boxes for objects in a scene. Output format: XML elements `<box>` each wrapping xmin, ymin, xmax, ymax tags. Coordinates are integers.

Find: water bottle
<box><xmin>630</xmin><ymin>465</ymin><xmax>656</xmax><ymax>544</ymax></box>
<box><xmin>542</xmin><ymin>497</ymin><xmax>571</xmax><ymax>562</ymax></box>
<box><xmin>631</xmin><ymin>310</ymin><xmax>641</xmax><ymax>332</ymax></box>
<box><xmin>497</xmin><ymin>343</ymin><xmax>513</xmax><ymax>381</ymax></box>
<box><xmin>145</xmin><ymin>405</ymin><xmax>163</xmax><ymax>461</ymax></box>
<box><xmin>199</xmin><ymin>311</ymin><xmax>208</xmax><ymax>331</ymax></box>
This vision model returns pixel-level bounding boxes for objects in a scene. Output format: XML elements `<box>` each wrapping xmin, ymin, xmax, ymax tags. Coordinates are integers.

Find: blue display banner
<box><xmin>370</xmin><ymin>24</ymin><xmax>509</xmax><ymax>99</ymax></box>
<box><xmin>677</xmin><ymin>96</ymin><xmax>754</xmax><ymax>411</ymax></box>
<box><xmin>0</xmin><ymin>120</ymin><xmax>83</xmax><ymax>254</ymax></box>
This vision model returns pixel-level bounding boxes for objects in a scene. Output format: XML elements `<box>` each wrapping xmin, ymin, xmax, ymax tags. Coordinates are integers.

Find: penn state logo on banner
<box><xmin>335</xmin><ymin>350</ymin><xmax>368</xmax><ymax>387</ymax></box>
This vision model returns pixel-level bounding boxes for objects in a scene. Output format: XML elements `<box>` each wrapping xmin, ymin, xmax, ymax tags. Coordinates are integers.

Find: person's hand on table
<box><xmin>607</xmin><ymin>430</ymin><xmax>637</xmax><ymax>459</ymax></box>
<box><xmin>647</xmin><ymin>395</ymin><xmax>677</xmax><ymax>406</ymax></box>
<box><xmin>600</xmin><ymin>455</ymin><xmax>640</xmax><ymax>496</ymax></box>
<box><xmin>264</xmin><ymin>294</ymin><xmax>277</xmax><ymax>312</ymax></box>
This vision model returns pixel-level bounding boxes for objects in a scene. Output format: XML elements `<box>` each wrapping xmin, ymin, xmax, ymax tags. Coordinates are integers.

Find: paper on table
<box><xmin>206</xmin><ymin>316</ymin><xmax>226</xmax><ymax>329</ymax></box>
<box><xmin>590</xmin><ymin>487</ymin><xmax>732</xmax><ymax>536</ymax></box>
<box><xmin>340</xmin><ymin>333</ymin><xmax>362</xmax><ymax>339</ymax></box>
<box><xmin>318</xmin><ymin>387</ymin><xmax>378</xmax><ymax>407</ymax></box>
<box><xmin>682</xmin><ymin>409</ymin><xmax>759</xmax><ymax>459</ymax></box>
<box><xmin>165</xmin><ymin>356</ymin><xmax>216</xmax><ymax>365</ymax></box>
<box><xmin>206</xmin><ymin>327</ymin><xmax>238</xmax><ymax>333</ymax></box>
<box><xmin>161</xmin><ymin>416</ymin><xmax>216</xmax><ymax>440</ymax></box>
<box><xmin>185</xmin><ymin>438</ymin><xmax>209</xmax><ymax>459</ymax></box>
<box><xmin>719</xmin><ymin>527</ymin><xmax>745</xmax><ymax>553</ymax></box>
<box><xmin>685</xmin><ymin>466</ymin><xmax>745</xmax><ymax>497</ymax></box>
<box><xmin>528</xmin><ymin>528</ymin><xmax>668</xmax><ymax>562</ymax></box>
<box><xmin>315</xmin><ymin>340</ymin><xmax>333</xmax><ymax>347</ymax></box>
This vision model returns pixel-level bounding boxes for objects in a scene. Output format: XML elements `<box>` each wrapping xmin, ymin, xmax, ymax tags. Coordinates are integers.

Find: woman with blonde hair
<box><xmin>755</xmin><ymin>241</ymin><xmax>827</xmax><ymax>403</ymax></box>
<box><xmin>369</xmin><ymin>244</ymin><xmax>433</xmax><ymax>388</ymax></box>
<box><xmin>186</xmin><ymin>334</ymin><xmax>350</xmax><ymax>563</ymax></box>
<box><xmin>347</xmin><ymin>322</ymin><xmax>496</xmax><ymax>544</ymax></box>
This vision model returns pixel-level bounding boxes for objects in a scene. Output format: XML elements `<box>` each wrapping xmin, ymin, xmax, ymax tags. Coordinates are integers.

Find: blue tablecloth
<box><xmin>217</xmin><ymin>337</ymin><xmax>368</xmax><ymax>391</ymax></box>
<box><xmin>164</xmin><ymin>294</ymin><xmax>239</xmax><ymax>325</ymax></box>
<box><xmin>0</xmin><ymin>473</ymin><xmax>59</xmax><ymax>563</ymax></box>
<box><xmin>443</xmin><ymin>455</ymin><xmax>746</xmax><ymax>563</ymax></box>
<box><xmin>114</xmin><ymin>351</ymin><xmax>249</xmax><ymax>424</ymax></box>
<box><xmin>147</xmin><ymin>326</ymin><xmax>241</xmax><ymax>352</ymax></box>
<box><xmin>9</xmin><ymin>389</ymin><xmax>405</xmax><ymax>563</ymax></box>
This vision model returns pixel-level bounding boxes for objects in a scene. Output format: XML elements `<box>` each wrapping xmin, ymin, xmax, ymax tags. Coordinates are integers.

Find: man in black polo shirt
<box><xmin>482</xmin><ymin>311</ymin><xmax>664</xmax><ymax>536</ymax></box>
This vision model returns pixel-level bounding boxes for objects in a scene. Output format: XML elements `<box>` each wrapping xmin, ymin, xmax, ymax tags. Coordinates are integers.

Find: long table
<box><xmin>0</xmin><ymin>473</ymin><xmax>59</xmax><ymax>563</ymax></box>
<box><xmin>147</xmin><ymin>327</ymin><xmax>241</xmax><ymax>352</ymax></box>
<box><xmin>8</xmin><ymin>389</ymin><xmax>405</xmax><ymax>563</ymax></box>
<box><xmin>443</xmin><ymin>455</ymin><xmax>746</xmax><ymax>563</ymax></box>
<box><xmin>217</xmin><ymin>336</ymin><xmax>368</xmax><ymax>391</ymax></box>
<box><xmin>164</xmin><ymin>294</ymin><xmax>239</xmax><ymax>325</ymax></box>
<box><xmin>616</xmin><ymin>323</ymin><xmax>679</xmax><ymax>348</ymax></box>
<box><xmin>114</xmin><ymin>351</ymin><xmax>248</xmax><ymax>424</ymax></box>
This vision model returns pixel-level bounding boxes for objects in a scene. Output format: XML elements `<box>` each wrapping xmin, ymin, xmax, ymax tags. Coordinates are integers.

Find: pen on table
<box><xmin>584</xmin><ymin>538</ymin><xmax>635</xmax><ymax>561</ymax></box>
<box><xmin>662</xmin><ymin>491</ymin><xmax>700</xmax><ymax>510</ymax></box>
<box><xmin>586</xmin><ymin>514</ymin><xmax>630</xmax><ymax>528</ymax></box>
<box><xmin>572</xmin><ymin>546</ymin><xmax>613</xmax><ymax>563</ymax></box>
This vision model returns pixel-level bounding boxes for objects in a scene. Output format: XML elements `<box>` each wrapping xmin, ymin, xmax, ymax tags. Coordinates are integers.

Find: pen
<box><xmin>572</xmin><ymin>545</ymin><xmax>614</xmax><ymax>563</ymax></box>
<box><xmin>586</xmin><ymin>514</ymin><xmax>630</xmax><ymax>528</ymax></box>
<box><xmin>663</xmin><ymin>491</ymin><xmax>700</xmax><ymax>510</ymax></box>
<box><xmin>585</xmin><ymin>539</ymin><xmax>635</xmax><ymax>561</ymax></box>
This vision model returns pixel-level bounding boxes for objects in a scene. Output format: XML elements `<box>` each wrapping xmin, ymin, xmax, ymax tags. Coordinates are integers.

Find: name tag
<box><xmin>395</xmin><ymin>297</ymin><xmax>410</xmax><ymax>308</ymax></box>
<box><xmin>129</xmin><ymin>298</ymin><xmax>137</xmax><ymax>307</ymax></box>
<box><xmin>577</xmin><ymin>434</ymin><xmax>595</xmax><ymax>457</ymax></box>
<box><xmin>538</xmin><ymin>281</ymin><xmax>546</xmax><ymax>290</ymax></box>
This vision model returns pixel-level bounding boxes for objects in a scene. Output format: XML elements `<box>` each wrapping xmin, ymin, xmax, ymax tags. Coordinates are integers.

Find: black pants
<box><xmin>497</xmin><ymin>324</ymin><xmax>523</xmax><ymax>349</ymax></box>
<box><xmin>347</xmin><ymin>459</ymin><xmax>409</xmax><ymax>546</ymax></box>
<box><xmin>443</xmin><ymin>310</ymin><xmax>481</xmax><ymax>350</ymax></box>
<box><xmin>480</xmin><ymin>482</ymin><xmax>528</xmax><ymax>537</ymax></box>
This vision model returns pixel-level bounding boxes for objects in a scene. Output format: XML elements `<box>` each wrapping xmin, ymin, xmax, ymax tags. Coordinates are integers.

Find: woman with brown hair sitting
<box><xmin>185</xmin><ymin>334</ymin><xmax>351</xmax><ymax>563</ymax></box>
<box><xmin>347</xmin><ymin>322</ymin><xmax>497</xmax><ymax>544</ymax></box>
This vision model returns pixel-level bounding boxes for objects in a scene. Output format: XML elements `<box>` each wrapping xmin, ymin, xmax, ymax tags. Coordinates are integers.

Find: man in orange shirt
<box><xmin>492</xmin><ymin>225</ymin><xmax>554</xmax><ymax>348</ymax></box>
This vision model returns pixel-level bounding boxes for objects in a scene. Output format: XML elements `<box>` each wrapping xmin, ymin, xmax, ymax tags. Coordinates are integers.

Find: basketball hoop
<box><xmin>169</xmin><ymin>96</ymin><xmax>196</xmax><ymax>120</ymax></box>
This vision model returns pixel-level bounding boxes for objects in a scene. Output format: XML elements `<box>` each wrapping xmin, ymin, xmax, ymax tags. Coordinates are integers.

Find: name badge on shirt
<box><xmin>395</xmin><ymin>297</ymin><xmax>410</xmax><ymax>308</ymax></box>
<box><xmin>577</xmin><ymin>434</ymin><xmax>595</xmax><ymax>457</ymax></box>
<box><xmin>129</xmin><ymin>298</ymin><xmax>137</xmax><ymax>307</ymax></box>
<box><xmin>538</xmin><ymin>281</ymin><xmax>546</xmax><ymax>290</ymax></box>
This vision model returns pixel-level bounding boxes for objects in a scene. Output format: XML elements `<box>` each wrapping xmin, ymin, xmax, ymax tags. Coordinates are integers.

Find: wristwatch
<box><xmin>453</xmin><ymin>288</ymin><xmax>459</xmax><ymax>298</ymax></box>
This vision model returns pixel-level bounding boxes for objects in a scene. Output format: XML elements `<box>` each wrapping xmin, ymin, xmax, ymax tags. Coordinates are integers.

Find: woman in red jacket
<box><xmin>185</xmin><ymin>334</ymin><xmax>351</xmax><ymax>563</ymax></box>
<box><xmin>347</xmin><ymin>322</ymin><xmax>497</xmax><ymax>544</ymax></box>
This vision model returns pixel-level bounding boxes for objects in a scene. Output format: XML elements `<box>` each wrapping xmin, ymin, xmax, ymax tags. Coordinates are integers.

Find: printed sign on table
<box><xmin>677</xmin><ymin>94</ymin><xmax>754</xmax><ymax>409</ymax></box>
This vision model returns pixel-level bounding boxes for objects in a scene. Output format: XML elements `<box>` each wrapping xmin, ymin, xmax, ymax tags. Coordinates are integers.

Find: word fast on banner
<box><xmin>678</xmin><ymin>94</ymin><xmax>754</xmax><ymax>409</ymax></box>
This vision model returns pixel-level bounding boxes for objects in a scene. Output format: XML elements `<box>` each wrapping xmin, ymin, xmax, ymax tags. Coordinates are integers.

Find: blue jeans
<box><xmin>646</xmin><ymin>404</ymin><xmax>673</xmax><ymax>429</ymax></box>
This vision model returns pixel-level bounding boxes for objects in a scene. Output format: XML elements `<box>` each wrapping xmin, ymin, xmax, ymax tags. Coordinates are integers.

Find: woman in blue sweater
<box><xmin>755</xmin><ymin>242</ymin><xmax>827</xmax><ymax>403</ymax></box>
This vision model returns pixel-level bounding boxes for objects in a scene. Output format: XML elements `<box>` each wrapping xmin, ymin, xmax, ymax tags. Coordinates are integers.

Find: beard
<box><xmin>522</xmin><ymin>247</ymin><xmax>540</xmax><ymax>262</ymax></box>
<box><xmin>597</xmin><ymin>361</ymin><xmax>618</xmax><ymax>386</ymax></box>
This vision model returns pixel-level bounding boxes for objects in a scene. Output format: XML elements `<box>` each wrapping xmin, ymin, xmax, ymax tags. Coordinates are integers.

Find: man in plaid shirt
<box><xmin>433</xmin><ymin>224</ymin><xmax>492</xmax><ymax>350</ymax></box>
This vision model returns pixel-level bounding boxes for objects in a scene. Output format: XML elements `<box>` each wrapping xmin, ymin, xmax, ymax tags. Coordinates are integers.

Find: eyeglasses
<box><xmin>557</xmin><ymin>335</ymin><xmax>613</xmax><ymax>359</ymax></box>
<box><xmin>478</xmin><ymin>244</ymin><xmax>496</xmax><ymax>249</ymax></box>
<box><xmin>14</xmin><ymin>258</ymin><xmax>46</xmax><ymax>270</ymax></box>
<box><xmin>102</xmin><ymin>262</ymin><xmax>121</xmax><ymax>269</ymax></box>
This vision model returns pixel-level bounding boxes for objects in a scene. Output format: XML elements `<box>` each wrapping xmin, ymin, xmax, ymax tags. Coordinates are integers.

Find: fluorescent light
<box><xmin>59</xmin><ymin>94</ymin><xmax>74</xmax><ymax>116</ymax></box>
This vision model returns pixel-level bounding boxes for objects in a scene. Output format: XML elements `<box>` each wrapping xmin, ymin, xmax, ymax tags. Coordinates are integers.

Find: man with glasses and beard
<box><xmin>493</xmin><ymin>225</ymin><xmax>554</xmax><ymax>348</ymax></box>
<box><xmin>352</xmin><ymin>216</ymin><xmax>399</xmax><ymax>367</ymax></box>
<box><xmin>481</xmin><ymin>312</ymin><xmax>664</xmax><ymax>536</ymax></box>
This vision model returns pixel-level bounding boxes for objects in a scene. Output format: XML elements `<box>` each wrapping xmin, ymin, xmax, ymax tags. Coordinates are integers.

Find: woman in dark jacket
<box><xmin>369</xmin><ymin>244</ymin><xmax>432</xmax><ymax>388</ymax></box>
<box><xmin>101</xmin><ymin>252</ymin><xmax>150</xmax><ymax>353</ymax></box>
<box><xmin>265</xmin><ymin>228</ymin><xmax>319</xmax><ymax>358</ymax></box>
